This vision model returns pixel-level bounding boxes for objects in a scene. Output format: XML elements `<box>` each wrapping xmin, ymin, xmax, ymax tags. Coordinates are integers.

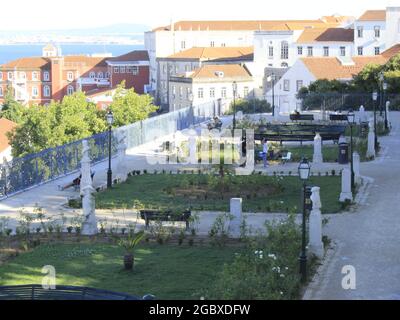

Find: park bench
<box><xmin>140</xmin><ymin>209</ymin><xmax>191</xmax><ymax>230</ymax></box>
<box><xmin>290</xmin><ymin>114</ymin><xmax>315</xmax><ymax>122</ymax></box>
<box><xmin>329</xmin><ymin>114</ymin><xmax>348</xmax><ymax>121</ymax></box>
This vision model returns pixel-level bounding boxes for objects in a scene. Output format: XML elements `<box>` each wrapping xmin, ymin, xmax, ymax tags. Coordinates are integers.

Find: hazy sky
<box><xmin>1</xmin><ymin>0</ymin><xmax>399</xmax><ymax>30</ymax></box>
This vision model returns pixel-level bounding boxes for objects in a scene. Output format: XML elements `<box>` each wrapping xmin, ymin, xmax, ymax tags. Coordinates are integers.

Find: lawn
<box><xmin>0</xmin><ymin>243</ymin><xmax>238</xmax><ymax>300</ymax></box>
<box><xmin>95</xmin><ymin>174</ymin><xmax>343</xmax><ymax>214</ymax></box>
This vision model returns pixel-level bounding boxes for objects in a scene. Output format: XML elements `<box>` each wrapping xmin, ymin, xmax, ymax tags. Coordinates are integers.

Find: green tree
<box><xmin>109</xmin><ymin>82</ymin><xmax>158</xmax><ymax>127</ymax></box>
<box><xmin>0</xmin><ymin>88</ymin><xmax>26</xmax><ymax>124</ymax></box>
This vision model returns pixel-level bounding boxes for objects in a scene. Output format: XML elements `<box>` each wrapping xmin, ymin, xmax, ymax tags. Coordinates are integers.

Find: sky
<box><xmin>0</xmin><ymin>0</ymin><xmax>399</xmax><ymax>30</ymax></box>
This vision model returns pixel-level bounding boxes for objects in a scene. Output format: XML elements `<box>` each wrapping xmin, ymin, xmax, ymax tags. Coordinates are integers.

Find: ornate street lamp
<box><xmin>347</xmin><ymin>109</ymin><xmax>356</xmax><ymax>190</ymax></box>
<box><xmin>232</xmin><ymin>81</ymin><xmax>238</xmax><ymax>130</ymax></box>
<box><xmin>372</xmin><ymin>91</ymin><xmax>378</xmax><ymax>150</ymax></box>
<box><xmin>106</xmin><ymin>110</ymin><xmax>114</xmax><ymax>189</ymax></box>
<box><xmin>298</xmin><ymin>157</ymin><xmax>311</xmax><ymax>283</ymax></box>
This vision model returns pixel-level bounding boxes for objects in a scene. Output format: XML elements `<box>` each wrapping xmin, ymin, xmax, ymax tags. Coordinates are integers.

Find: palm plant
<box><xmin>118</xmin><ymin>230</ymin><xmax>145</xmax><ymax>270</ymax></box>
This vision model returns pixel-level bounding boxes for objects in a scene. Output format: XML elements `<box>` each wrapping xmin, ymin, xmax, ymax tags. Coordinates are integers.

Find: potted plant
<box><xmin>118</xmin><ymin>231</ymin><xmax>145</xmax><ymax>270</ymax></box>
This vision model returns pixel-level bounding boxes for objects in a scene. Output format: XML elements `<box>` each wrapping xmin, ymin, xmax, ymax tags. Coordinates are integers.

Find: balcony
<box><xmin>79</xmin><ymin>77</ymin><xmax>110</xmax><ymax>87</ymax></box>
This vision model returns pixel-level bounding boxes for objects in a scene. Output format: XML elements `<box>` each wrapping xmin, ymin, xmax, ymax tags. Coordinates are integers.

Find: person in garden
<box><xmin>262</xmin><ymin>138</ymin><xmax>269</xmax><ymax>167</ymax></box>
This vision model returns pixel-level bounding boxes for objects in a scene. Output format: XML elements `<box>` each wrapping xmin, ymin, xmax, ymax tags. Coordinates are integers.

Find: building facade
<box><xmin>0</xmin><ymin>45</ymin><xmax>150</xmax><ymax>106</ymax></box>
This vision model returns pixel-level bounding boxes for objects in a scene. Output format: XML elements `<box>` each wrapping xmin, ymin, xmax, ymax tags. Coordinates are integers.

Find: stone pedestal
<box><xmin>359</xmin><ymin>105</ymin><xmax>367</xmax><ymax>123</ymax></box>
<box><xmin>366</xmin><ymin>118</ymin><xmax>375</xmax><ymax>159</ymax></box>
<box><xmin>188</xmin><ymin>132</ymin><xmax>197</xmax><ymax>165</ymax></box>
<box><xmin>353</xmin><ymin>152</ymin><xmax>361</xmax><ymax>185</ymax></box>
<box><xmin>386</xmin><ymin>101</ymin><xmax>390</xmax><ymax>126</ymax></box>
<box><xmin>230</xmin><ymin>198</ymin><xmax>242</xmax><ymax>237</ymax></box>
<box><xmin>308</xmin><ymin>187</ymin><xmax>324</xmax><ymax>258</ymax></box>
<box><xmin>80</xmin><ymin>140</ymin><xmax>92</xmax><ymax>196</ymax></box>
<box><xmin>340</xmin><ymin>168</ymin><xmax>353</xmax><ymax>202</ymax></box>
<box><xmin>313</xmin><ymin>133</ymin><xmax>323</xmax><ymax>164</ymax></box>
<box><xmin>115</xmin><ymin>130</ymin><xmax>128</xmax><ymax>183</ymax></box>
<box><xmin>236</xmin><ymin>111</ymin><xmax>244</xmax><ymax>122</ymax></box>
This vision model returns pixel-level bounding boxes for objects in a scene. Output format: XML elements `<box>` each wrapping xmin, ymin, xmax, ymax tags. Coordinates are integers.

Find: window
<box><xmin>221</xmin><ymin>43</ymin><xmax>226</xmax><ymax>47</ymax></box>
<box><xmin>89</xmin><ymin>72</ymin><xmax>96</xmax><ymax>79</ymax></box>
<box><xmin>357</xmin><ymin>26</ymin><xmax>363</xmax><ymax>38</ymax></box>
<box><xmin>210</xmin><ymin>87</ymin><xmax>215</xmax><ymax>98</ymax></box>
<box><xmin>0</xmin><ymin>87</ymin><xmax>3</xmax><ymax>97</ymax></box>
<box><xmin>375</xmin><ymin>47</ymin><xmax>380</xmax><ymax>55</ymax></box>
<box><xmin>323</xmin><ymin>46</ymin><xmax>329</xmax><ymax>57</ymax></box>
<box><xmin>221</xmin><ymin>87</ymin><xmax>227</xmax><ymax>98</ymax></box>
<box><xmin>163</xmin><ymin>65</ymin><xmax>166</xmax><ymax>74</ymax></box>
<box><xmin>32</xmin><ymin>72</ymin><xmax>39</xmax><ymax>81</ymax></box>
<box><xmin>126</xmin><ymin>66</ymin><xmax>133</xmax><ymax>73</ymax></box>
<box><xmin>174</xmin><ymin>65</ymin><xmax>178</xmax><ymax>74</ymax></box>
<box><xmin>281</xmin><ymin>41</ymin><xmax>289</xmax><ymax>60</ymax></box>
<box><xmin>114</xmin><ymin>67</ymin><xmax>119</xmax><ymax>73</ymax></box>
<box><xmin>43</xmin><ymin>85</ymin><xmax>51</xmax><ymax>97</ymax></box>
<box><xmin>243</xmin><ymin>86</ymin><xmax>249</xmax><ymax>96</ymax></box>
<box><xmin>98</xmin><ymin>72</ymin><xmax>104</xmax><ymax>79</ymax></box>
<box><xmin>8</xmin><ymin>72</ymin><xmax>13</xmax><ymax>80</ymax></box>
<box><xmin>281</xmin><ymin>62</ymin><xmax>288</xmax><ymax>68</ymax></box>
<box><xmin>283</xmin><ymin>79</ymin><xmax>290</xmax><ymax>91</ymax></box>
<box><xmin>374</xmin><ymin>26</ymin><xmax>380</xmax><ymax>38</ymax></box>
<box><xmin>120</xmin><ymin>67</ymin><xmax>126</xmax><ymax>73</ymax></box>
<box><xmin>297</xmin><ymin>46</ymin><xmax>303</xmax><ymax>55</ymax></box>
<box><xmin>67</xmin><ymin>85</ymin><xmax>74</xmax><ymax>95</ymax></box>
<box><xmin>172</xmin><ymin>86</ymin><xmax>176</xmax><ymax>95</ymax></box>
<box><xmin>268</xmin><ymin>46</ymin><xmax>274</xmax><ymax>58</ymax></box>
<box><xmin>296</xmin><ymin>80</ymin><xmax>303</xmax><ymax>92</ymax></box>
<box><xmin>307</xmin><ymin>46</ymin><xmax>313</xmax><ymax>57</ymax></box>
<box><xmin>198</xmin><ymin>88</ymin><xmax>204</xmax><ymax>99</ymax></box>
<box><xmin>210</xmin><ymin>41</ymin><xmax>215</xmax><ymax>47</ymax></box>
<box><xmin>32</xmin><ymin>86</ymin><xmax>38</xmax><ymax>97</ymax></box>
<box><xmin>179</xmin><ymin>86</ymin><xmax>183</xmax><ymax>98</ymax></box>
<box><xmin>0</xmin><ymin>72</ymin><xmax>2</xmax><ymax>80</ymax></box>
<box><xmin>44</xmin><ymin>71</ymin><xmax>50</xmax><ymax>81</ymax></box>
<box><xmin>105</xmin><ymin>72</ymin><xmax>110</xmax><ymax>79</ymax></box>
<box><xmin>181</xmin><ymin>41</ymin><xmax>186</xmax><ymax>49</ymax></box>
<box><xmin>67</xmin><ymin>71</ymin><xmax>74</xmax><ymax>81</ymax></box>
<box><xmin>132</xmin><ymin>66</ymin><xmax>139</xmax><ymax>75</ymax></box>
<box><xmin>340</xmin><ymin>47</ymin><xmax>346</xmax><ymax>56</ymax></box>
<box><xmin>20</xmin><ymin>72</ymin><xmax>26</xmax><ymax>79</ymax></box>
<box><xmin>185</xmin><ymin>65</ymin><xmax>191</xmax><ymax>72</ymax></box>
<box><xmin>358</xmin><ymin>46</ymin><xmax>363</xmax><ymax>56</ymax></box>
<box><xmin>186</xmin><ymin>87</ymin><xmax>191</xmax><ymax>99</ymax></box>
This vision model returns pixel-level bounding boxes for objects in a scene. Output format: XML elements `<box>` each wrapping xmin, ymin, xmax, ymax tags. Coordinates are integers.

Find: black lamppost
<box><xmin>106</xmin><ymin>110</ymin><xmax>114</xmax><ymax>189</ymax></box>
<box><xmin>298</xmin><ymin>157</ymin><xmax>311</xmax><ymax>283</ymax></box>
<box><xmin>347</xmin><ymin>110</ymin><xmax>356</xmax><ymax>190</ymax></box>
<box><xmin>372</xmin><ymin>91</ymin><xmax>378</xmax><ymax>150</ymax></box>
<box><xmin>383</xmin><ymin>82</ymin><xmax>388</xmax><ymax>130</ymax></box>
<box><xmin>232</xmin><ymin>81</ymin><xmax>237</xmax><ymax>130</ymax></box>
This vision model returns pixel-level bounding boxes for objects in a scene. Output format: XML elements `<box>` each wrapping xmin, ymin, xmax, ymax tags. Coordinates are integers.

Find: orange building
<box><xmin>0</xmin><ymin>44</ymin><xmax>150</xmax><ymax>106</ymax></box>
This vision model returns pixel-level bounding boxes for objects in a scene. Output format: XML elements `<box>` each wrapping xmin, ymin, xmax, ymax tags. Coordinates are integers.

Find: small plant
<box><xmin>178</xmin><ymin>230</ymin><xmax>186</xmax><ymax>245</ymax></box>
<box><xmin>118</xmin><ymin>231</ymin><xmax>145</xmax><ymax>270</ymax></box>
<box><xmin>208</xmin><ymin>213</ymin><xmax>234</xmax><ymax>247</ymax></box>
<box><xmin>67</xmin><ymin>226</ymin><xmax>73</xmax><ymax>234</ymax></box>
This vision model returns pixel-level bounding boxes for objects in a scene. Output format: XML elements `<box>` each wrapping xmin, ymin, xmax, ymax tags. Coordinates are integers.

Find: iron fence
<box><xmin>0</xmin><ymin>100</ymin><xmax>222</xmax><ymax>199</ymax></box>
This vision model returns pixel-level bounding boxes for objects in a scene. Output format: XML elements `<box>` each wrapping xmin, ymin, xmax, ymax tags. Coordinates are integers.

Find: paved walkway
<box><xmin>304</xmin><ymin>112</ymin><xmax>400</xmax><ymax>300</ymax></box>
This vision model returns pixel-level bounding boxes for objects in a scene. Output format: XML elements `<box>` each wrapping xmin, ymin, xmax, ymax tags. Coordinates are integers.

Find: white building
<box><xmin>145</xmin><ymin>17</ymin><xmax>350</xmax><ymax>97</ymax></box>
<box><xmin>354</xmin><ymin>7</ymin><xmax>400</xmax><ymax>57</ymax></box>
<box><xmin>169</xmin><ymin>64</ymin><xmax>254</xmax><ymax>111</ymax></box>
<box><xmin>157</xmin><ymin>46</ymin><xmax>254</xmax><ymax>110</ymax></box>
<box><xmin>0</xmin><ymin>118</ymin><xmax>17</xmax><ymax>164</ymax></box>
<box><xmin>268</xmin><ymin>46</ymin><xmax>400</xmax><ymax>113</ymax></box>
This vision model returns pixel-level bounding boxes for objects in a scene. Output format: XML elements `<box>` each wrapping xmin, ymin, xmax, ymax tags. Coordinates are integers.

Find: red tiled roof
<box><xmin>189</xmin><ymin>64</ymin><xmax>252</xmax><ymax>80</ymax></box>
<box><xmin>166</xmin><ymin>47</ymin><xmax>253</xmax><ymax>60</ymax></box>
<box><xmin>0</xmin><ymin>118</ymin><xmax>17</xmax><ymax>153</ymax></box>
<box><xmin>0</xmin><ymin>57</ymin><xmax>51</xmax><ymax>69</ymax></box>
<box><xmin>358</xmin><ymin>10</ymin><xmax>386</xmax><ymax>21</ymax></box>
<box><xmin>381</xmin><ymin>44</ymin><xmax>400</xmax><ymax>59</ymax></box>
<box><xmin>297</xmin><ymin>28</ymin><xmax>354</xmax><ymax>43</ymax></box>
<box><xmin>109</xmin><ymin>51</ymin><xmax>149</xmax><ymax>62</ymax></box>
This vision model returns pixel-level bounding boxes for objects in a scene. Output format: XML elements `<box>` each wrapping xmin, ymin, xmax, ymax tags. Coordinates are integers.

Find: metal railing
<box><xmin>0</xmin><ymin>100</ymin><xmax>222</xmax><ymax>199</ymax></box>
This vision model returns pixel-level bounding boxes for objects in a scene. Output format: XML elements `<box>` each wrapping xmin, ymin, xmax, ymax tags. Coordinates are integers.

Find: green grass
<box><xmin>0</xmin><ymin>243</ymin><xmax>238</xmax><ymax>300</ymax></box>
<box><xmin>95</xmin><ymin>174</ymin><xmax>343</xmax><ymax>214</ymax></box>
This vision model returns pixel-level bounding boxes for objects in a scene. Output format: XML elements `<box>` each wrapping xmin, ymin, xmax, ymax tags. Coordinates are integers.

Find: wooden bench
<box><xmin>207</xmin><ymin>121</ymin><xmax>223</xmax><ymax>131</ymax></box>
<box><xmin>329</xmin><ymin>114</ymin><xmax>348</xmax><ymax>121</ymax></box>
<box><xmin>140</xmin><ymin>209</ymin><xmax>191</xmax><ymax>230</ymax></box>
<box><xmin>290</xmin><ymin>114</ymin><xmax>314</xmax><ymax>121</ymax></box>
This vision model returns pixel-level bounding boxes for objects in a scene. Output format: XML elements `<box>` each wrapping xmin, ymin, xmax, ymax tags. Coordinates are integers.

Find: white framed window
<box><xmin>20</xmin><ymin>72</ymin><xmax>26</xmax><ymax>80</ymax></box>
<box><xmin>283</xmin><ymin>79</ymin><xmax>290</xmax><ymax>91</ymax></box>
<box><xmin>89</xmin><ymin>72</ymin><xmax>96</xmax><ymax>78</ymax></box>
<box><xmin>296</xmin><ymin>80</ymin><xmax>303</xmax><ymax>92</ymax></box>
<box><xmin>185</xmin><ymin>65</ymin><xmax>191</xmax><ymax>72</ymax></box>
<box><xmin>114</xmin><ymin>67</ymin><xmax>119</xmax><ymax>73</ymax></box>
<box><xmin>340</xmin><ymin>47</ymin><xmax>346</xmax><ymax>56</ymax></box>
<box><xmin>323</xmin><ymin>46</ymin><xmax>329</xmax><ymax>57</ymax></box>
<box><xmin>172</xmin><ymin>86</ymin><xmax>176</xmax><ymax>95</ymax></box>
<box><xmin>210</xmin><ymin>87</ymin><xmax>215</xmax><ymax>98</ymax></box>
<box><xmin>358</xmin><ymin>46</ymin><xmax>363</xmax><ymax>56</ymax></box>
<box><xmin>179</xmin><ymin>86</ymin><xmax>183</xmax><ymax>98</ymax></box>
<box><xmin>181</xmin><ymin>41</ymin><xmax>186</xmax><ymax>49</ymax></box>
<box><xmin>307</xmin><ymin>46</ymin><xmax>313</xmax><ymax>57</ymax></box>
<box><xmin>243</xmin><ymin>87</ymin><xmax>249</xmax><ymax>96</ymax></box>
<box><xmin>268</xmin><ymin>46</ymin><xmax>274</xmax><ymax>58</ymax></box>
<box><xmin>375</xmin><ymin>47</ymin><xmax>380</xmax><ymax>55</ymax></box>
<box><xmin>297</xmin><ymin>46</ymin><xmax>303</xmax><ymax>55</ymax></box>
<box><xmin>210</xmin><ymin>41</ymin><xmax>215</xmax><ymax>47</ymax></box>
<box><xmin>120</xmin><ymin>66</ymin><xmax>125</xmax><ymax>73</ymax></box>
<box><xmin>32</xmin><ymin>86</ymin><xmax>39</xmax><ymax>97</ymax></box>
<box><xmin>98</xmin><ymin>72</ymin><xmax>104</xmax><ymax>79</ymax></box>
<box><xmin>374</xmin><ymin>26</ymin><xmax>380</xmax><ymax>38</ymax></box>
<box><xmin>0</xmin><ymin>87</ymin><xmax>3</xmax><ymax>97</ymax></box>
<box><xmin>221</xmin><ymin>87</ymin><xmax>227</xmax><ymax>98</ymax></box>
<box><xmin>281</xmin><ymin>41</ymin><xmax>289</xmax><ymax>60</ymax></box>
<box><xmin>8</xmin><ymin>72</ymin><xmax>13</xmax><ymax>80</ymax></box>
<box><xmin>43</xmin><ymin>85</ymin><xmax>51</xmax><ymax>97</ymax></box>
<box><xmin>67</xmin><ymin>85</ymin><xmax>74</xmax><ymax>95</ymax></box>
<box><xmin>105</xmin><ymin>72</ymin><xmax>110</xmax><ymax>79</ymax></box>
<box><xmin>357</xmin><ymin>26</ymin><xmax>363</xmax><ymax>38</ymax></box>
<box><xmin>186</xmin><ymin>87</ymin><xmax>191</xmax><ymax>99</ymax></box>
<box><xmin>198</xmin><ymin>88</ymin><xmax>204</xmax><ymax>99</ymax></box>
<box><xmin>132</xmin><ymin>66</ymin><xmax>139</xmax><ymax>75</ymax></box>
<box><xmin>32</xmin><ymin>72</ymin><xmax>39</xmax><ymax>81</ymax></box>
<box><xmin>43</xmin><ymin>71</ymin><xmax>50</xmax><ymax>81</ymax></box>
<box><xmin>67</xmin><ymin>71</ymin><xmax>74</xmax><ymax>82</ymax></box>
<box><xmin>163</xmin><ymin>65</ymin><xmax>167</xmax><ymax>74</ymax></box>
